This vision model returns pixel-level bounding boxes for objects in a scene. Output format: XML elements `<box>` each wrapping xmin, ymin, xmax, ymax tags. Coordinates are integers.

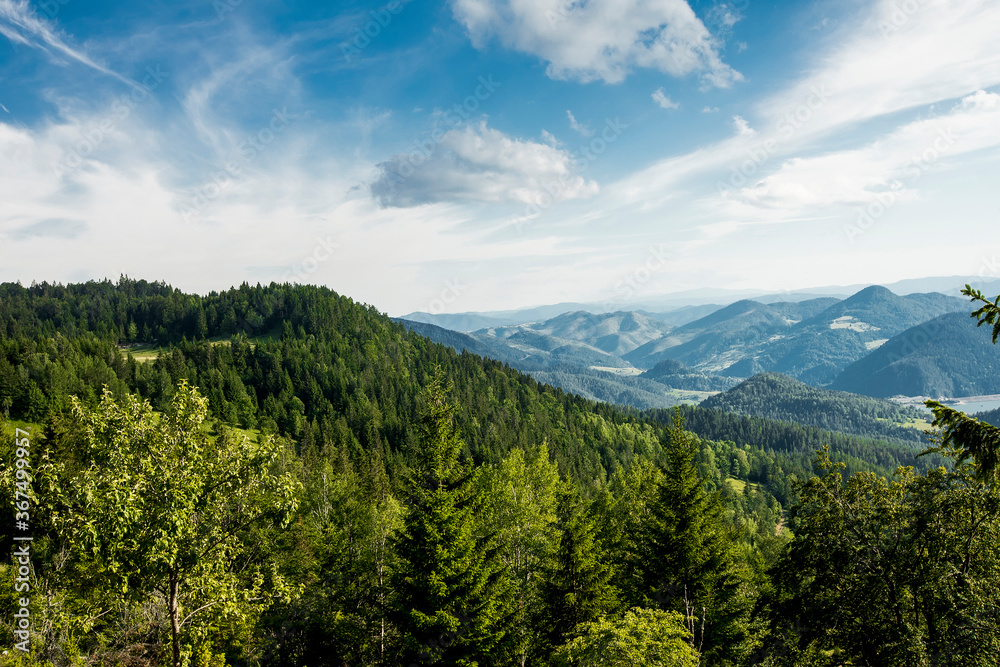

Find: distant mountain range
<box><xmin>399</xmin><ymin>278</ymin><xmax>1000</xmax><ymax>410</ymax></box>
<box><xmin>401</xmin><ymin>276</ymin><xmax>1000</xmax><ymax>331</ymax></box>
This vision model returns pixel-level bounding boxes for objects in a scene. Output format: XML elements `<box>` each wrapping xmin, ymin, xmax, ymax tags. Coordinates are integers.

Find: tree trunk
<box><xmin>169</xmin><ymin>571</ymin><xmax>181</xmax><ymax>667</ymax></box>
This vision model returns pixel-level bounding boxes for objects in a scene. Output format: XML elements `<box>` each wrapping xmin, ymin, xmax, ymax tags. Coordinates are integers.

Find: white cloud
<box><xmin>732</xmin><ymin>115</ymin><xmax>754</xmax><ymax>136</ymax></box>
<box><xmin>609</xmin><ymin>0</ymin><xmax>1000</xmax><ymax>207</ymax></box>
<box><xmin>450</xmin><ymin>0</ymin><xmax>742</xmax><ymax>87</ymax></box>
<box><xmin>370</xmin><ymin>120</ymin><xmax>599</xmax><ymax>207</ymax></box>
<box><xmin>652</xmin><ymin>88</ymin><xmax>680</xmax><ymax>110</ymax></box>
<box><xmin>757</xmin><ymin>0</ymin><xmax>1000</xmax><ymax>141</ymax></box>
<box><xmin>702</xmin><ymin>106</ymin><xmax>719</xmax><ymax>113</ymax></box>
<box><xmin>566</xmin><ymin>109</ymin><xmax>592</xmax><ymax>136</ymax></box>
<box><xmin>0</xmin><ymin>0</ymin><xmax>132</xmax><ymax>85</ymax></box>
<box><xmin>725</xmin><ymin>90</ymin><xmax>1000</xmax><ymax>214</ymax></box>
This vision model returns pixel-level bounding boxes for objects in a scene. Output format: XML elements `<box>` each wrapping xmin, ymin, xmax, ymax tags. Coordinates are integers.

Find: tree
<box><xmin>37</xmin><ymin>381</ymin><xmax>300</xmax><ymax>667</ymax></box>
<box><xmin>539</xmin><ymin>486</ymin><xmax>619</xmax><ymax>656</ymax></box>
<box><xmin>473</xmin><ymin>443</ymin><xmax>561</xmax><ymax>666</ymax></box>
<box><xmin>640</xmin><ymin>408</ymin><xmax>749</xmax><ymax>664</ymax></box>
<box><xmin>550</xmin><ymin>607</ymin><xmax>700</xmax><ymax>667</ymax></box>
<box><xmin>392</xmin><ymin>370</ymin><xmax>513</xmax><ymax>665</ymax></box>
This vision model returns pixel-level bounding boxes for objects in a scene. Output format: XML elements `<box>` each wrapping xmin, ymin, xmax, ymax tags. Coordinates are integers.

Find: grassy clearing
<box><xmin>726</xmin><ymin>478</ymin><xmax>759</xmax><ymax>493</ymax></box>
<box><xmin>2</xmin><ymin>419</ymin><xmax>43</xmax><ymax>441</ymax></box>
<box><xmin>120</xmin><ymin>327</ymin><xmax>281</xmax><ymax>363</ymax></box>
<box><xmin>875</xmin><ymin>416</ymin><xmax>934</xmax><ymax>432</ymax></box>
<box><xmin>663</xmin><ymin>388</ymin><xmax>719</xmax><ymax>405</ymax></box>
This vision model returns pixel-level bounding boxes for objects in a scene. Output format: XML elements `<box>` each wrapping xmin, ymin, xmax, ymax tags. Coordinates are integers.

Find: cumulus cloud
<box><xmin>652</xmin><ymin>88</ymin><xmax>680</xmax><ymax>110</ymax></box>
<box><xmin>450</xmin><ymin>0</ymin><xmax>742</xmax><ymax>87</ymax></box>
<box><xmin>370</xmin><ymin>120</ymin><xmax>599</xmax><ymax>207</ymax></box>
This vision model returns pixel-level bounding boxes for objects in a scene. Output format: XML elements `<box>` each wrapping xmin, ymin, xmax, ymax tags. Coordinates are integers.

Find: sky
<box><xmin>0</xmin><ymin>0</ymin><xmax>998</xmax><ymax>316</ymax></box>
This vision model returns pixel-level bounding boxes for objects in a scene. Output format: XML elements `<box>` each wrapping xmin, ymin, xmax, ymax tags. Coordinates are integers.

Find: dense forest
<box><xmin>1</xmin><ymin>279</ymin><xmax>999</xmax><ymax>666</ymax></box>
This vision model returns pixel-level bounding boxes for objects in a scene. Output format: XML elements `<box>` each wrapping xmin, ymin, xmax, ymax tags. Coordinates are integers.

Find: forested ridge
<box><xmin>699</xmin><ymin>372</ymin><xmax>931</xmax><ymax>446</ymax></box>
<box><xmin>1</xmin><ymin>278</ymin><xmax>999</xmax><ymax>666</ymax></box>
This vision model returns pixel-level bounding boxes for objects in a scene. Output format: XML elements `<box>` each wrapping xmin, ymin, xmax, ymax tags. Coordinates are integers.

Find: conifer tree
<box><xmin>392</xmin><ymin>369</ymin><xmax>513</xmax><ymax>665</ymax></box>
<box><xmin>539</xmin><ymin>485</ymin><xmax>619</xmax><ymax>655</ymax></box>
<box><xmin>641</xmin><ymin>408</ymin><xmax>749</xmax><ymax>664</ymax></box>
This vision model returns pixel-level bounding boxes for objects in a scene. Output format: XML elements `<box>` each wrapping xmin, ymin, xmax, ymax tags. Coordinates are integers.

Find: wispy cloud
<box><xmin>0</xmin><ymin>0</ymin><xmax>133</xmax><ymax>85</ymax></box>
<box><xmin>566</xmin><ymin>109</ymin><xmax>592</xmax><ymax>136</ymax></box>
<box><xmin>724</xmin><ymin>90</ymin><xmax>1000</xmax><ymax>214</ymax></box>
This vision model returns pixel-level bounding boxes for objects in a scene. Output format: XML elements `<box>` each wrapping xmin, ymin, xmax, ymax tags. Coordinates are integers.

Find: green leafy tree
<box><xmin>37</xmin><ymin>381</ymin><xmax>300</xmax><ymax>667</ymax></box>
<box><xmin>640</xmin><ymin>409</ymin><xmax>749</xmax><ymax>664</ymax></box>
<box><xmin>392</xmin><ymin>370</ymin><xmax>513</xmax><ymax>665</ymax></box>
<box><xmin>550</xmin><ymin>607</ymin><xmax>700</xmax><ymax>667</ymax></box>
<box><xmin>474</xmin><ymin>442</ymin><xmax>561</xmax><ymax>666</ymax></box>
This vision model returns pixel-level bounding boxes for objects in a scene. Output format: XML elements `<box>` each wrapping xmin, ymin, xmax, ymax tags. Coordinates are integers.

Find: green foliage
<box><xmin>473</xmin><ymin>442</ymin><xmax>562</xmax><ymax>664</ymax></box>
<box><xmin>763</xmin><ymin>446</ymin><xmax>1000</xmax><ymax>665</ymax></box>
<box><xmin>34</xmin><ymin>381</ymin><xmax>300</xmax><ymax>667</ymax></box>
<box><xmin>925</xmin><ymin>401</ymin><xmax>1000</xmax><ymax>480</ymax></box>
<box><xmin>965</xmin><ymin>283</ymin><xmax>1000</xmax><ymax>343</ymax></box>
<box><xmin>7</xmin><ymin>278</ymin><xmax>995</xmax><ymax>666</ymax></box>
<box><xmin>551</xmin><ymin>607</ymin><xmax>700</xmax><ymax>667</ymax></box>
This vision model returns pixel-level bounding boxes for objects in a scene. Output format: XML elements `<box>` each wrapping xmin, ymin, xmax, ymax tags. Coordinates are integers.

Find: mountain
<box><xmin>638</xmin><ymin>359</ymin><xmax>738</xmax><ymax>392</ymax></box>
<box><xmin>700</xmin><ymin>372</ymin><xmax>931</xmax><ymax>446</ymax></box>
<box><xmin>400</xmin><ymin>314</ymin><xmax>682</xmax><ymax>408</ymax></box>
<box><xmin>526</xmin><ymin>367</ymin><xmax>682</xmax><ymax>410</ymax></box>
<box><xmin>623</xmin><ymin>299</ymin><xmax>791</xmax><ymax>370</ymax></box>
<box><xmin>746</xmin><ymin>287</ymin><xmax>965</xmax><ymax>385</ymax></box>
<box><xmin>830</xmin><ymin>311</ymin><xmax>1000</xmax><ymax>398</ymax></box>
<box><xmin>483</xmin><ymin>310</ymin><xmax>673</xmax><ymax>357</ymax></box>
<box><xmin>625</xmin><ymin>287</ymin><xmax>966</xmax><ymax>384</ymax></box>
<box><xmin>397</xmin><ymin>277</ymin><xmax>997</xmax><ymax>332</ymax></box>
<box><xmin>636</xmin><ymin>304</ymin><xmax>723</xmax><ymax>327</ymax></box>
<box><xmin>396</xmin><ymin>319</ymin><xmax>629</xmax><ymax>371</ymax></box>
<box><xmin>396</xmin><ymin>311</ymin><xmax>510</xmax><ymax>332</ymax></box>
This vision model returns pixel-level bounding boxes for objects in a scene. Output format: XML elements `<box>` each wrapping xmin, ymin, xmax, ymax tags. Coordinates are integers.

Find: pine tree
<box><xmin>539</xmin><ymin>485</ymin><xmax>619</xmax><ymax>655</ymax></box>
<box><xmin>392</xmin><ymin>369</ymin><xmax>513</xmax><ymax>665</ymax></box>
<box><xmin>640</xmin><ymin>408</ymin><xmax>749</xmax><ymax>664</ymax></box>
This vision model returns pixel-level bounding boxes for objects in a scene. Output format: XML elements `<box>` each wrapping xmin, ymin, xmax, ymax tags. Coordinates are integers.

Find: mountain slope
<box><xmin>639</xmin><ymin>359</ymin><xmax>738</xmax><ymax>392</ymax></box>
<box><xmin>397</xmin><ymin>319</ymin><xmax>629</xmax><ymax>371</ymax></box>
<box><xmin>493</xmin><ymin>310</ymin><xmax>674</xmax><ymax>357</ymax></box>
<box><xmin>623</xmin><ymin>300</ymin><xmax>792</xmax><ymax>370</ymax></box>
<box><xmin>830</xmin><ymin>311</ymin><xmax>1000</xmax><ymax>398</ymax></box>
<box><xmin>700</xmin><ymin>372</ymin><xmax>930</xmax><ymax>445</ymax></box>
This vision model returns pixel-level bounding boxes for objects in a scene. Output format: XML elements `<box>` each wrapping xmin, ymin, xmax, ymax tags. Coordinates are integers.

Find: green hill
<box><xmin>700</xmin><ymin>372</ymin><xmax>931</xmax><ymax>445</ymax></box>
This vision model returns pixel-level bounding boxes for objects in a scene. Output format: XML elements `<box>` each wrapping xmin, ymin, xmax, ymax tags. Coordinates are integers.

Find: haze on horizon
<box><xmin>1</xmin><ymin>0</ymin><xmax>999</xmax><ymax>315</ymax></box>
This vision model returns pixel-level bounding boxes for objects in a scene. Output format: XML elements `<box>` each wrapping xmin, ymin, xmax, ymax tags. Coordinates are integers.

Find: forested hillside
<box><xmin>831</xmin><ymin>310</ymin><xmax>1000</xmax><ymax>397</ymax></box>
<box><xmin>1</xmin><ymin>278</ymin><xmax>998</xmax><ymax>667</ymax></box>
<box><xmin>700</xmin><ymin>372</ymin><xmax>931</xmax><ymax>445</ymax></box>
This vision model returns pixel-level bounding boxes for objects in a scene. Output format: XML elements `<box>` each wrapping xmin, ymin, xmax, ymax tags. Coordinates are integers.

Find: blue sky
<box><xmin>1</xmin><ymin>0</ymin><xmax>998</xmax><ymax>315</ymax></box>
